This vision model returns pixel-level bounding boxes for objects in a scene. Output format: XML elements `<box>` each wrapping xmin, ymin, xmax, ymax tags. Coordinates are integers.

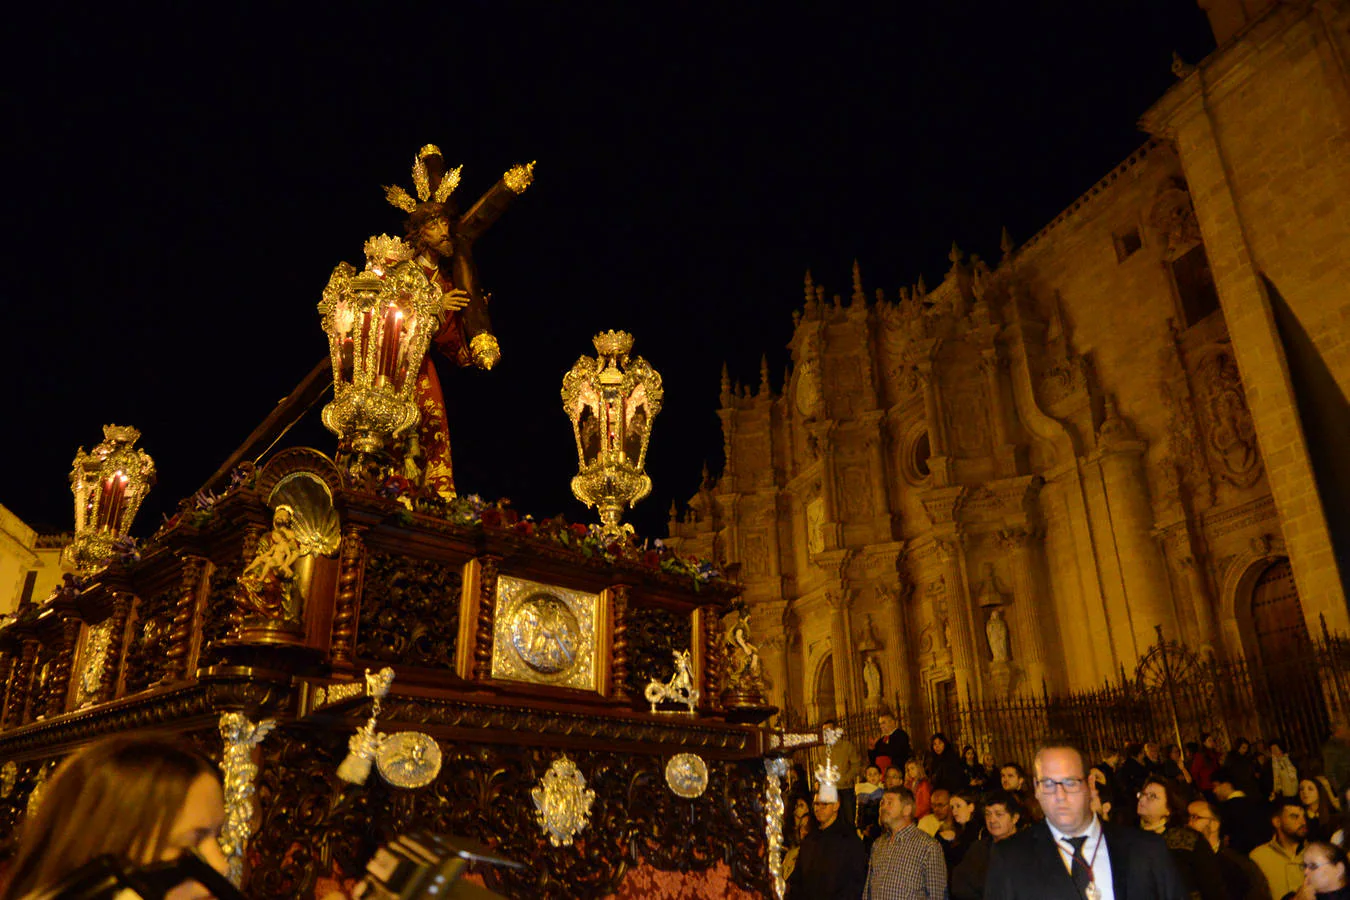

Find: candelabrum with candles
<box><xmin>561</xmin><ymin>331</ymin><xmax>663</xmax><ymax>539</ymax></box>
<box><xmin>62</xmin><ymin>425</ymin><xmax>157</xmax><ymax>574</ymax></box>
<box><xmin>318</xmin><ymin>236</ymin><xmax>447</xmax><ymax>481</ymax></box>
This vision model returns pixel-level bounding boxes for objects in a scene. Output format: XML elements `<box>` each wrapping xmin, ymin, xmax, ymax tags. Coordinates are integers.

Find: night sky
<box><xmin>2</xmin><ymin>3</ymin><xmax>1216</xmax><ymax>541</ymax></box>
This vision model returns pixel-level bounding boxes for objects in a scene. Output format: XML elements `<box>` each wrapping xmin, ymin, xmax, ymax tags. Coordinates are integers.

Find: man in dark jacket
<box><xmin>985</xmin><ymin>744</ymin><xmax>1187</xmax><ymax>900</ymax></box>
<box><xmin>871</xmin><ymin>710</ymin><xmax>912</xmax><ymax>772</ymax></box>
<box><xmin>787</xmin><ymin>785</ymin><xmax>868</xmax><ymax>899</ymax></box>
<box><xmin>1213</xmin><ymin>767</ymin><xmax>1274</xmax><ymax>854</ymax></box>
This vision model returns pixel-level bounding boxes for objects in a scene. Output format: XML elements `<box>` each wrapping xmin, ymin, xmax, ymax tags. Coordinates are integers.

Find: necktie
<box><xmin>1064</xmin><ymin>835</ymin><xmax>1092</xmax><ymax>897</ymax></box>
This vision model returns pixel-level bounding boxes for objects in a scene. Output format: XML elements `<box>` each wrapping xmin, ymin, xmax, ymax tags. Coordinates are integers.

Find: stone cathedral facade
<box><xmin>666</xmin><ymin>0</ymin><xmax>1350</xmax><ymax>728</ymax></box>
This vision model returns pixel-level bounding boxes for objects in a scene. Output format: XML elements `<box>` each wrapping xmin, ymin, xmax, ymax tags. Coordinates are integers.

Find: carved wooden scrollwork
<box><xmin>246</xmin><ymin>729</ymin><xmax>768</xmax><ymax>900</ymax></box>
<box><xmin>198</xmin><ymin>559</ymin><xmax>245</xmax><ymax>669</ymax></box>
<box><xmin>123</xmin><ymin>588</ymin><xmax>177</xmax><ymax>695</ymax></box>
<box><xmin>355</xmin><ymin>551</ymin><xmax>462</xmax><ymax>668</ymax></box>
<box><xmin>623</xmin><ymin>607</ymin><xmax>692</xmax><ymax>702</ymax></box>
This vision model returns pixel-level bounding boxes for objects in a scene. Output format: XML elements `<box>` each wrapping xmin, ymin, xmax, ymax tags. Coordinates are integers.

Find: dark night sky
<box><xmin>1</xmin><ymin>3</ymin><xmax>1216</xmax><ymax>541</ymax></box>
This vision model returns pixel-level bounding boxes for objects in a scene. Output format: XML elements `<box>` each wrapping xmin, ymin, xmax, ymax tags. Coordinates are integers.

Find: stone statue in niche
<box><xmin>806</xmin><ymin>497</ymin><xmax>826</xmax><ymax>556</ymax></box>
<box><xmin>862</xmin><ymin>655</ymin><xmax>882</xmax><ymax>709</ymax></box>
<box><xmin>986</xmin><ymin>607</ymin><xmax>1011</xmax><ymax>663</ymax></box>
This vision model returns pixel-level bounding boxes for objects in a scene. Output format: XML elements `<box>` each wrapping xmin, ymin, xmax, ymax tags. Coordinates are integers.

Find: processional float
<box><xmin>0</xmin><ymin>145</ymin><xmax>817</xmax><ymax>900</ymax></box>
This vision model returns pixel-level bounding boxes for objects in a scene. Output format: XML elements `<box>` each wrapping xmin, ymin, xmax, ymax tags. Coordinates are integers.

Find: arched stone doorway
<box><xmin>1249</xmin><ymin>557</ymin><xmax>1328</xmax><ymax>751</ymax></box>
<box><xmin>1252</xmin><ymin>558</ymin><xmax>1310</xmax><ymax>663</ymax></box>
<box><xmin>814</xmin><ymin>653</ymin><xmax>836</xmax><ymax>722</ymax></box>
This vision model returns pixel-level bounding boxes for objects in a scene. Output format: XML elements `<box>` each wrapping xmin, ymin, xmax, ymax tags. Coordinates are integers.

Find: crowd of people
<box><xmin>784</xmin><ymin>711</ymin><xmax>1350</xmax><ymax>900</ymax></box>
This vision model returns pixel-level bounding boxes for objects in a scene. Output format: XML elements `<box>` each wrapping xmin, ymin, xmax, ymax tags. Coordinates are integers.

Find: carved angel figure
<box><xmin>723</xmin><ymin>613</ymin><xmax>765</xmax><ymax>693</ymax></box>
<box><xmin>218</xmin><ymin>712</ymin><xmax>277</xmax><ymax>885</ymax></box>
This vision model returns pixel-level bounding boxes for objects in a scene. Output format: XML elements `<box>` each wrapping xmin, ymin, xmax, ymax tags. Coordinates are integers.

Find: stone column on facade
<box><xmin>1177</xmin><ymin>553</ymin><xmax>1220</xmax><ymax>655</ymax></box>
<box><xmin>981</xmin><ymin>349</ymin><xmax>1017</xmax><ymax>477</ymax></box>
<box><xmin>917</xmin><ymin>359</ymin><xmax>953</xmax><ymax>485</ymax></box>
<box><xmin>864</xmin><ymin>427</ymin><xmax>893</xmax><ymax>534</ymax></box>
<box><xmin>997</xmin><ymin>527</ymin><xmax>1049</xmax><ymax>692</ymax></box>
<box><xmin>1096</xmin><ymin>406</ymin><xmax>1177</xmax><ymax>658</ymax></box>
<box><xmin>935</xmin><ymin>537</ymin><xmax>977</xmax><ymax>701</ymax></box>
<box><xmin>826</xmin><ymin>590</ymin><xmax>859</xmax><ymax>717</ymax></box>
<box><xmin>876</xmin><ymin>581</ymin><xmax>914</xmax><ymax>720</ymax></box>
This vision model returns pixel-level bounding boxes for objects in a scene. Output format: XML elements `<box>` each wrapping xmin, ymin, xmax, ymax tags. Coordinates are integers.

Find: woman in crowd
<box><xmin>904</xmin><ymin>758</ymin><xmax>934</xmax><ymax>819</ymax></box>
<box><xmin>1296</xmin><ymin>840</ymin><xmax>1350</xmax><ymax>900</ymax></box>
<box><xmin>961</xmin><ymin>746</ymin><xmax>989</xmax><ymax>790</ymax></box>
<box><xmin>1135</xmin><ymin>774</ymin><xmax>1226</xmax><ymax>900</ymax></box>
<box><xmin>1225</xmin><ymin>736</ymin><xmax>1262</xmax><ymax>796</ymax></box>
<box><xmin>0</xmin><ymin>734</ymin><xmax>228</xmax><ymax>900</ymax></box>
<box><xmin>1190</xmin><ymin>732</ymin><xmax>1223</xmax><ymax>794</ymax></box>
<box><xmin>1162</xmin><ymin>744</ymin><xmax>1192</xmax><ymax>784</ymax></box>
<box><xmin>1270</xmin><ymin>738</ymin><xmax>1301</xmax><ymax>799</ymax></box>
<box><xmin>927</xmin><ymin>732</ymin><xmax>967</xmax><ymax>794</ymax></box>
<box><xmin>945</xmin><ymin>790</ymin><xmax>981</xmax><ymax>870</ymax></box>
<box><xmin>782</xmin><ymin>796</ymin><xmax>814</xmax><ymax>882</ymax></box>
<box><xmin>1305</xmin><ymin>777</ymin><xmax>1341</xmax><ymax>842</ymax></box>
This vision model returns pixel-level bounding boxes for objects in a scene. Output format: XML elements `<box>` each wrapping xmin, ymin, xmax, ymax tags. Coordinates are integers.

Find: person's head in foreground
<box><xmin>2</xmin><ymin>734</ymin><xmax>228</xmax><ymax>900</ymax></box>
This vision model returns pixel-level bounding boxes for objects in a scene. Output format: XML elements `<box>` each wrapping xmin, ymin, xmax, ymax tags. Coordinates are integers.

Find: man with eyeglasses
<box><xmin>985</xmin><ymin>743</ymin><xmax>1186</xmax><ymax>899</ymax></box>
<box><xmin>1186</xmin><ymin>799</ymin><xmax>1272</xmax><ymax>900</ymax></box>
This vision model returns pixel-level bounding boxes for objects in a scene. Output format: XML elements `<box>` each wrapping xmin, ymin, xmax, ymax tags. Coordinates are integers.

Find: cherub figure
<box><xmin>237</xmin><ymin>505</ymin><xmax>304</xmax><ymax>622</ymax></box>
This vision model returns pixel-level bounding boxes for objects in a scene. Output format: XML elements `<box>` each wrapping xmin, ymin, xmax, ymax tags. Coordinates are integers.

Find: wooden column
<box><xmin>163</xmin><ymin>556</ymin><xmax>206</xmax><ymax>683</ymax></box>
<box><xmin>330</xmin><ymin>525</ymin><xmax>367</xmax><ymax>666</ymax></box>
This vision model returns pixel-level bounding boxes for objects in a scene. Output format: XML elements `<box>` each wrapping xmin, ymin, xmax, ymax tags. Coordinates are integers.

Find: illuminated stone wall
<box><xmin>668</xmin><ymin>3</ymin><xmax>1348</xmax><ymax>730</ymax></box>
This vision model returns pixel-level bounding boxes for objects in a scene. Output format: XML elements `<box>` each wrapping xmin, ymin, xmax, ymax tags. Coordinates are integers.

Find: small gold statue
<box><xmin>237</xmin><ymin>505</ymin><xmax>305</xmax><ymax>624</ymax></box>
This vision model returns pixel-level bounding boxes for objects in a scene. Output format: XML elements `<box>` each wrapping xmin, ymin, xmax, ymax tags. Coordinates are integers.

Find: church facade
<box><xmin>666</xmin><ymin>0</ymin><xmax>1350</xmax><ymax>728</ymax></box>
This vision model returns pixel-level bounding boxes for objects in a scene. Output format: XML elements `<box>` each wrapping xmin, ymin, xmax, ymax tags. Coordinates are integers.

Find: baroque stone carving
<box><xmin>1195</xmin><ymin>351</ymin><xmax>1261</xmax><ymax>488</ymax></box>
<box><xmin>1149</xmin><ymin>181</ymin><xmax>1203</xmax><ymax>259</ymax></box>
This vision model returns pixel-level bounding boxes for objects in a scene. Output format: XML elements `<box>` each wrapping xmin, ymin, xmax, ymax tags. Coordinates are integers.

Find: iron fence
<box><xmin>784</xmin><ymin>617</ymin><xmax>1350</xmax><ymax>779</ymax></box>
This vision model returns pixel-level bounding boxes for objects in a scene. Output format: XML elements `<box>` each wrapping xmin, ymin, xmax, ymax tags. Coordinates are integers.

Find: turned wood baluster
<box><xmin>473</xmin><ymin>557</ymin><xmax>500</xmax><ymax>681</ymax></box>
<box><xmin>100</xmin><ymin>593</ymin><xmax>132</xmax><ymax>702</ymax></box>
<box><xmin>162</xmin><ymin>557</ymin><xmax>205</xmax><ymax>684</ymax></box>
<box><xmin>7</xmin><ymin>640</ymin><xmax>37</xmax><ymax>728</ymax></box>
<box><xmin>0</xmin><ymin>650</ymin><xmax>14</xmax><ymax>730</ymax></box>
<box><xmin>330</xmin><ymin>525</ymin><xmax>366</xmax><ymax>666</ymax></box>
<box><xmin>702</xmin><ymin>606</ymin><xmax>725</xmax><ymax>712</ymax></box>
<box><xmin>610</xmin><ymin>585</ymin><xmax>630</xmax><ymax>700</ymax></box>
<box><xmin>45</xmin><ymin>619</ymin><xmax>82</xmax><ymax>718</ymax></box>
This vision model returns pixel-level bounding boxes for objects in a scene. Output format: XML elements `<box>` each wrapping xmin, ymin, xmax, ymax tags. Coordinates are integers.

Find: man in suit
<box><xmin>985</xmin><ymin>743</ymin><xmax>1188</xmax><ymax>900</ymax></box>
<box><xmin>1213</xmin><ymin>767</ymin><xmax>1274</xmax><ymax>854</ymax></box>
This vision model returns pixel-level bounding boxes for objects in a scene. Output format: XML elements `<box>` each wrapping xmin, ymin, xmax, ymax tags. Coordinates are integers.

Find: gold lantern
<box><xmin>562</xmin><ymin>331</ymin><xmax>663</xmax><ymax>538</ymax></box>
<box><xmin>318</xmin><ymin>236</ymin><xmax>447</xmax><ymax>455</ymax></box>
<box><xmin>63</xmin><ymin>425</ymin><xmax>157</xmax><ymax>572</ymax></box>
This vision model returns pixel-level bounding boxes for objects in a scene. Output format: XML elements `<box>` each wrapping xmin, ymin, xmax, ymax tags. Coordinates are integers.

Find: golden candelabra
<box><xmin>62</xmin><ymin>425</ymin><xmax>156</xmax><ymax>573</ymax></box>
<box><xmin>318</xmin><ymin>236</ymin><xmax>446</xmax><ymax>455</ymax></box>
<box><xmin>561</xmin><ymin>330</ymin><xmax>662</xmax><ymax>538</ymax></box>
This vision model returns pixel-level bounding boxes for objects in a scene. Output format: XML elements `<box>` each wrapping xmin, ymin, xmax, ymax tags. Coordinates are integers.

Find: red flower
<box><xmin>502</xmin><ymin>508</ymin><xmax>520</xmax><ymax>526</ymax></box>
<box><xmin>642</xmin><ymin>550</ymin><xmax>661</xmax><ymax>568</ymax></box>
<box><xmin>480</xmin><ymin>507</ymin><xmax>503</xmax><ymax>529</ymax></box>
<box><xmin>515</xmin><ymin>520</ymin><xmax>536</xmax><ymax>537</ymax></box>
<box><xmin>570</xmin><ymin>523</ymin><xmax>590</xmax><ymax>538</ymax></box>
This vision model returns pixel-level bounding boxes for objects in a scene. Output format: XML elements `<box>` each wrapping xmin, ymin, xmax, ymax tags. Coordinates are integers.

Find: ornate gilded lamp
<box><xmin>318</xmin><ymin>236</ymin><xmax>447</xmax><ymax>456</ymax></box>
<box><xmin>561</xmin><ymin>331</ymin><xmax>663</xmax><ymax>538</ymax></box>
<box><xmin>62</xmin><ymin>425</ymin><xmax>156</xmax><ymax>573</ymax></box>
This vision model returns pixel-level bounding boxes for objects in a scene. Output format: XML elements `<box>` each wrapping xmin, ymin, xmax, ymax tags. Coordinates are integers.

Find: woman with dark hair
<box><xmin>1191</xmin><ymin>732</ymin><xmax>1223</xmax><ymax>794</ymax></box>
<box><xmin>1</xmin><ymin>734</ymin><xmax>228</xmax><ymax>900</ymax></box>
<box><xmin>1299</xmin><ymin>840</ymin><xmax>1350</xmax><ymax>899</ymax></box>
<box><xmin>1225</xmin><ymin>736</ymin><xmax>1262</xmax><ymax>796</ymax></box>
<box><xmin>927</xmin><ymin>732</ymin><xmax>966</xmax><ymax>794</ymax></box>
<box><xmin>945</xmin><ymin>790</ymin><xmax>981</xmax><ymax>869</ymax></box>
<box><xmin>1305</xmin><ymin>777</ymin><xmax>1341</xmax><ymax>843</ymax></box>
<box><xmin>1136</xmin><ymin>774</ymin><xmax>1226</xmax><ymax>900</ymax></box>
<box><xmin>961</xmin><ymin>745</ymin><xmax>989</xmax><ymax>790</ymax></box>
<box><xmin>1162</xmin><ymin>744</ymin><xmax>1192</xmax><ymax>784</ymax></box>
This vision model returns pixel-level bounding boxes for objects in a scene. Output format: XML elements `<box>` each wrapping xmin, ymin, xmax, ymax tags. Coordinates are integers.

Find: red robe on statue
<box><xmin>413</xmin><ymin>258</ymin><xmax>475</xmax><ymax>500</ymax></box>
